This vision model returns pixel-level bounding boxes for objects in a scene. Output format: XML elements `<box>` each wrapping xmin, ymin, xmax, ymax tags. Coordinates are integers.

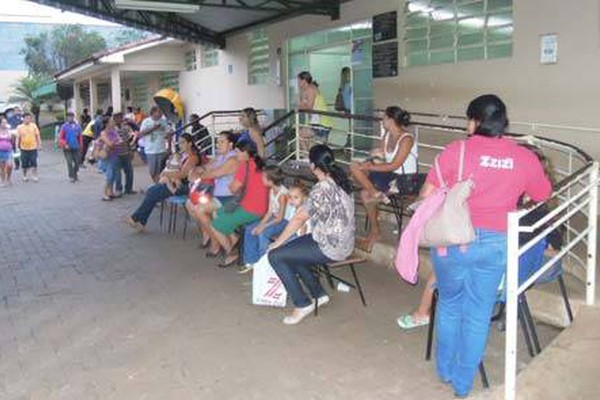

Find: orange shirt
<box><xmin>17</xmin><ymin>123</ymin><xmax>40</xmax><ymax>150</ymax></box>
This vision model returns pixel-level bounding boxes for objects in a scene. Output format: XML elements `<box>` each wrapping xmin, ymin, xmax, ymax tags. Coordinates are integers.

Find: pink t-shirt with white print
<box><xmin>426</xmin><ymin>135</ymin><xmax>552</xmax><ymax>232</ymax></box>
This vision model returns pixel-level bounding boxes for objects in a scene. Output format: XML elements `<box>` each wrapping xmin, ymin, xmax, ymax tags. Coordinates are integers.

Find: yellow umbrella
<box><xmin>153</xmin><ymin>88</ymin><xmax>184</xmax><ymax>120</ymax></box>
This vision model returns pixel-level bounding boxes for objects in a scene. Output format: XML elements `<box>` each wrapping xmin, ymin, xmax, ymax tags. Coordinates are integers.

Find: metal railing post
<box><xmin>586</xmin><ymin>162</ymin><xmax>599</xmax><ymax>306</ymax></box>
<box><xmin>294</xmin><ymin>109</ymin><xmax>300</xmax><ymax>161</ymax></box>
<box><xmin>349</xmin><ymin>117</ymin><xmax>354</xmax><ymax>159</ymax></box>
<box><xmin>211</xmin><ymin>113</ymin><xmax>216</xmax><ymax>154</ymax></box>
<box><xmin>504</xmin><ymin>211</ymin><xmax>521</xmax><ymax>400</ymax></box>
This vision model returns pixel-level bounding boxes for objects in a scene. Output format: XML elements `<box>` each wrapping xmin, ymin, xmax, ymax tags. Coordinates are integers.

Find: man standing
<box><xmin>140</xmin><ymin>106</ymin><xmax>172</xmax><ymax>183</ymax></box>
<box><xmin>80</xmin><ymin>108</ymin><xmax>91</xmax><ymax>128</ymax></box>
<box><xmin>16</xmin><ymin>112</ymin><xmax>41</xmax><ymax>182</ymax></box>
<box><xmin>113</xmin><ymin>112</ymin><xmax>136</xmax><ymax>195</ymax></box>
<box><xmin>58</xmin><ymin>112</ymin><xmax>83</xmax><ymax>182</ymax></box>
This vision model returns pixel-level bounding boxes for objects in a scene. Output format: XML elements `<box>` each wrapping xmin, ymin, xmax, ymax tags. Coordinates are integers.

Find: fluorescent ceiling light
<box><xmin>115</xmin><ymin>0</ymin><xmax>200</xmax><ymax>13</ymax></box>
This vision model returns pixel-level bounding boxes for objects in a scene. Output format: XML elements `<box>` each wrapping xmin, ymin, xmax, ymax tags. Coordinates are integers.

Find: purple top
<box><xmin>104</xmin><ymin>129</ymin><xmax>120</xmax><ymax>161</ymax></box>
<box><xmin>0</xmin><ymin>130</ymin><xmax>12</xmax><ymax>152</ymax></box>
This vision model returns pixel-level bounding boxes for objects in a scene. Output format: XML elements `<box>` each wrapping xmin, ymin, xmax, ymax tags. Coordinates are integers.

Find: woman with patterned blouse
<box><xmin>269</xmin><ymin>144</ymin><xmax>355</xmax><ymax>325</ymax></box>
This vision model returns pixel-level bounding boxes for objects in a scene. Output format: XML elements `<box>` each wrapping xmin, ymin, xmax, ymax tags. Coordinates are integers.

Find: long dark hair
<box><xmin>180</xmin><ymin>132</ymin><xmax>200</xmax><ymax>156</ymax></box>
<box><xmin>385</xmin><ymin>106</ymin><xmax>411</xmax><ymax>128</ymax></box>
<box><xmin>309</xmin><ymin>144</ymin><xmax>353</xmax><ymax>194</ymax></box>
<box><xmin>242</xmin><ymin>107</ymin><xmax>259</xmax><ymax>126</ymax></box>
<box><xmin>466</xmin><ymin>94</ymin><xmax>508</xmax><ymax>137</ymax></box>
<box><xmin>298</xmin><ymin>71</ymin><xmax>318</xmax><ymax>87</ymax></box>
<box><xmin>235</xmin><ymin>139</ymin><xmax>265</xmax><ymax>171</ymax></box>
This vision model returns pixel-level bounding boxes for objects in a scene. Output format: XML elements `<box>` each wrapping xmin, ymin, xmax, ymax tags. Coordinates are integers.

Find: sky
<box><xmin>0</xmin><ymin>0</ymin><xmax>120</xmax><ymax>26</ymax></box>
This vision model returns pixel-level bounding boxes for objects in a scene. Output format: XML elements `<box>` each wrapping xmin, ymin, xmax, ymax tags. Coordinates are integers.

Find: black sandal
<box><xmin>218</xmin><ymin>254</ymin><xmax>239</xmax><ymax>268</ymax></box>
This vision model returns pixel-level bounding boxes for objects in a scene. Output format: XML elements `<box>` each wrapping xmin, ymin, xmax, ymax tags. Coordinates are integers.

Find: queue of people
<box><xmin>162</xmin><ymin>92</ymin><xmax>558</xmax><ymax>397</ymax></box>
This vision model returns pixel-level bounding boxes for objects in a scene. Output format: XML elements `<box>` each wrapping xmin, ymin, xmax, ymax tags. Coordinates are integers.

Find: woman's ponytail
<box><xmin>309</xmin><ymin>144</ymin><xmax>353</xmax><ymax>195</ymax></box>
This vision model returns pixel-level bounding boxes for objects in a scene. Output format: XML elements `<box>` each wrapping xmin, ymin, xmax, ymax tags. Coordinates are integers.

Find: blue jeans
<box><xmin>268</xmin><ymin>234</ymin><xmax>331</xmax><ymax>307</ymax></box>
<box><xmin>243</xmin><ymin>218</ymin><xmax>288</xmax><ymax>265</ymax></box>
<box><xmin>104</xmin><ymin>158</ymin><xmax>118</xmax><ymax>186</ymax></box>
<box><xmin>131</xmin><ymin>183</ymin><xmax>189</xmax><ymax>225</ymax></box>
<box><xmin>431</xmin><ymin>229</ymin><xmax>507</xmax><ymax>397</ymax></box>
<box><xmin>115</xmin><ymin>154</ymin><xmax>134</xmax><ymax>193</ymax></box>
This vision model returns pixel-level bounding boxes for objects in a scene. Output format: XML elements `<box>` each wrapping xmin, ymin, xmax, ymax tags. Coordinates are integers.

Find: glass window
<box><xmin>404</xmin><ymin>0</ymin><xmax>513</xmax><ymax>66</ymax></box>
<box><xmin>184</xmin><ymin>49</ymin><xmax>197</xmax><ymax>71</ymax></box>
<box><xmin>248</xmin><ymin>29</ymin><xmax>270</xmax><ymax>85</ymax></box>
<box><xmin>160</xmin><ymin>72</ymin><xmax>179</xmax><ymax>91</ymax></box>
<box><xmin>200</xmin><ymin>45</ymin><xmax>219</xmax><ymax>68</ymax></box>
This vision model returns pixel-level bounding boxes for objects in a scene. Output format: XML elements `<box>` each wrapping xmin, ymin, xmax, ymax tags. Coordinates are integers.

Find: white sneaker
<box><xmin>283</xmin><ymin>302</ymin><xmax>315</xmax><ymax>325</ymax></box>
<box><xmin>317</xmin><ymin>295</ymin><xmax>330</xmax><ymax>307</ymax></box>
<box><xmin>22</xmin><ymin>176</ymin><xmax>29</xmax><ymax>182</ymax></box>
<box><xmin>32</xmin><ymin>176</ymin><xmax>39</xmax><ymax>182</ymax></box>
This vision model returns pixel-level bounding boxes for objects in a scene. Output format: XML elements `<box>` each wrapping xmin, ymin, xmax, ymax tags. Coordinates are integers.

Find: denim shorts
<box><xmin>0</xmin><ymin>150</ymin><xmax>12</xmax><ymax>163</ymax></box>
<box><xmin>370</xmin><ymin>171</ymin><xmax>397</xmax><ymax>192</ymax></box>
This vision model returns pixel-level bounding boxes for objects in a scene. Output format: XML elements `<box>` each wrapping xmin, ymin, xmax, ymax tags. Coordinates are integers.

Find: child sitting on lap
<box><xmin>240</xmin><ymin>177</ymin><xmax>309</xmax><ymax>274</ymax></box>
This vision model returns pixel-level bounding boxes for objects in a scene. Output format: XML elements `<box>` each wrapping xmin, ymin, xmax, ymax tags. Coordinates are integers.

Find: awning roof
<box><xmin>31</xmin><ymin>1</ymin><xmax>342</xmax><ymax>48</ymax></box>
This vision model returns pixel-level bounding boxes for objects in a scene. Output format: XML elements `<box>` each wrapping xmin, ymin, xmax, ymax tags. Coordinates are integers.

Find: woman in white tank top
<box><xmin>350</xmin><ymin>106</ymin><xmax>417</xmax><ymax>251</ymax></box>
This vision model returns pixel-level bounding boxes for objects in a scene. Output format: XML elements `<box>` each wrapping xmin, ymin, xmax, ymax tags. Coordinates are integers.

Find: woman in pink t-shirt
<box><xmin>421</xmin><ymin>95</ymin><xmax>552</xmax><ymax>397</ymax></box>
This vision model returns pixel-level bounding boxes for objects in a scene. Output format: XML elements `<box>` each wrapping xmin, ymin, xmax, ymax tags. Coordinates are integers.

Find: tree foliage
<box><xmin>112</xmin><ymin>28</ymin><xmax>150</xmax><ymax>47</ymax></box>
<box><xmin>9</xmin><ymin>74</ymin><xmax>48</xmax><ymax>125</ymax></box>
<box><xmin>21</xmin><ymin>24</ymin><xmax>108</xmax><ymax>76</ymax></box>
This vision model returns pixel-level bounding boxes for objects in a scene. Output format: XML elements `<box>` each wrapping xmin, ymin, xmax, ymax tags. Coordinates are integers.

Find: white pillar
<box><xmin>111</xmin><ymin>68</ymin><xmax>121</xmax><ymax>112</ymax></box>
<box><xmin>73</xmin><ymin>81</ymin><xmax>80</xmax><ymax>115</ymax></box>
<box><xmin>89</xmin><ymin>78</ymin><xmax>97</xmax><ymax>113</ymax></box>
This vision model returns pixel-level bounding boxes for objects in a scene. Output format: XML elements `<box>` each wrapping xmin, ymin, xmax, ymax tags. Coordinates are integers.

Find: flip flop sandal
<box><xmin>218</xmin><ymin>254</ymin><xmax>239</xmax><ymax>268</ymax></box>
<box><xmin>396</xmin><ymin>314</ymin><xmax>430</xmax><ymax>330</ymax></box>
<box><xmin>355</xmin><ymin>237</ymin><xmax>375</xmax><ymax>253</ymax></box>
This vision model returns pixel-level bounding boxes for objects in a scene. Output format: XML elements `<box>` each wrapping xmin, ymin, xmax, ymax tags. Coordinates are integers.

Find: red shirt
<box><xmin>235</xmin><ymin>159</ymin><xmax>269</xmax><ymax>216</ymax></box>
<box><xmin>426</xmin><ymin>135</ymin><xmax>552</xmax><ymax>232</ymax></box>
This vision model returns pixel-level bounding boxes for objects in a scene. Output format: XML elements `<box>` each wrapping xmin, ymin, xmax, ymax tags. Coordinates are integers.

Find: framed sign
<box><xmin>540</xmin><ymin>34</ymin><xmax>558</xmax><ymax>64</ymax></box>
<box><xmin>373</xmin><ymin>11</ymin><xmax>397</xmax><ymax>43</ymax></box>
<box><xmin>373</xmin><ymin>41</ymin><xmax>398</xmax><ymax>78</ymax></box>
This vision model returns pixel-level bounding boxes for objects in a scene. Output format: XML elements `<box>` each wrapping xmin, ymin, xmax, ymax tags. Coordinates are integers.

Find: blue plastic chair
<box><xmin>161</xmin><ymin>195</ymin><xmax>190</xmax><ymax>239</ymax></box>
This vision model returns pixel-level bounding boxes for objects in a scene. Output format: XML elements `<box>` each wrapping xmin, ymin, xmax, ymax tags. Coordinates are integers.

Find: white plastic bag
<box><xmin>252</xmin><ymin>254</ymin><xmax>287</xmax><ymax>308</ymax></box>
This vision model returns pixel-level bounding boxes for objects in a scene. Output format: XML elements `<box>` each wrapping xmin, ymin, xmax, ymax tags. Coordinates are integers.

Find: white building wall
<box><xmin>178</xmin><ymin>0</ymin><xmax>600</xmax><ymax>161</ymax></box>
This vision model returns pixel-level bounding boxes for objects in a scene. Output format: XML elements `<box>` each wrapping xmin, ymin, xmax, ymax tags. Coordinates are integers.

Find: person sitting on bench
<box><xmin>268</xmin><ymin>145</ymin><xmax>355</xmax><ymax>325</ymax></box>
<box><xmin>350</xmin><ymin>106</ymin><xmax>417</xmax><ymax>251</ymax></box>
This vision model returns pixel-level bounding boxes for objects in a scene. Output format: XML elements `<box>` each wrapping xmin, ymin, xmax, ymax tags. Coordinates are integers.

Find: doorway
<box><xmin>286</xmin><ymin>22</ymin><xmax>374</xmax><ymax>148</ymax></box>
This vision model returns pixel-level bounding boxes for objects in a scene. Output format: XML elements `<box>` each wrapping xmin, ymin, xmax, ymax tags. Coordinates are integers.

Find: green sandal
<box><xmin>396</xmin><ymin>314</ymin><xmax>430</xmax><ymax>330</ymax></box>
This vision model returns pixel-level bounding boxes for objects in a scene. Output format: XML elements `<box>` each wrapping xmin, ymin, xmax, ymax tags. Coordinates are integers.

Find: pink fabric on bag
<box><xmin>395</xmin><ymin>189</ymin><xmax>446</xmax><ymax>284</ymax></box>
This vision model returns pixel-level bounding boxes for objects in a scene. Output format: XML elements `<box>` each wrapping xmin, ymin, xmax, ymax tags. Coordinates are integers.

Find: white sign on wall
<box><xmin>540</xmin><ymin>33</ymin><xmax>558</xmax><ymax>64</ymax></box>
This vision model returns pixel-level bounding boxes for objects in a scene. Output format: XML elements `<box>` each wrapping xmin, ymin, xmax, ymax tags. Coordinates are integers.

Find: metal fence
<box><xmin>188</xmin><ymin>107</ymin><xmax>598</xmax><ymax>400</ymax></box>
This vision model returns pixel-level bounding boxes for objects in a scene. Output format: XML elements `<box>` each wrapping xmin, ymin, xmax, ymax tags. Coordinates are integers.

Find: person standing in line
<box><xmin>124</xmin><ymin>106</ymin><xmax>135</xmax><ymax>121</ymax></box>
<box><xmin>139</xmin><ymin>106</ymin><xmax>173</xmax><ymax>183</ymax></box>
<box><xmin>335</xmin><ymin>66</ymin><xmax>353</xmax><ymax>114</ymax></box>
<box><xmin>80</xmin><ymin>119</ymin><xmax>96</xmax><ymax>166</ymax></box>
<box><xmin>80</xmin><ymin>108</ymin><xmax>91</xmax><ymax>128</ymax></box>
<box><xmin>421</xmin><ymin>95</ymin><xmax>552</xmax><ymax>397</ymax></box>
<box><xmin>7</xmin><ymin>107</ymin><xmax>23</xmax><ymax>170</ymax></box>
<box><xmin>16</xmin><ymin>112</ymin><xmax>41</xmax><ymax>182</ymax></box>
<box><xmin>134</xmin><ymin>107</ymin><xmax>146</xmax><ymax>126</ymax></box>
<box><xmin>113</xmin><ymin>112</ymin><xmax>136</xmax><ymax>196</ymax></box>
<box><xmin>0</xmin><ymin>118</ymin><xmax>14</xmax><ymax>187</ymax></box>
<box><xmin>297</xmin><ymin>71</ymin><xmax>334</xmax><ymax>150</ymax></box>
<box><xmin>58</xmin><ymin>112</ymin><xmax>83</xmax><ymax>182</ymax></box>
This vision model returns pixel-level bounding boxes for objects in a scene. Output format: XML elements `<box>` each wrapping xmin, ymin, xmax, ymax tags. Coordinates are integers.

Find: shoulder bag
<box><xmin>224</xmin><ymin>160</ymin><xmax>250</xmax><ymax>213</ymax></box>
<box><xmin>419</xmin><ymin>140</ymin><xmax>476</xmax><ymax>247</ymax></box>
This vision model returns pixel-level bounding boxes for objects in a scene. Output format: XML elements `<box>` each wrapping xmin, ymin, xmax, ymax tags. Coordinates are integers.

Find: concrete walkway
<box><xmin>0</xmin><ymin>147</ymin><xmax>559</xmax><ymax>399</ymax></box>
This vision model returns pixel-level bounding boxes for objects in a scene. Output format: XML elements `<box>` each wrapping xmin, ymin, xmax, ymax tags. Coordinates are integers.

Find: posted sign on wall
<box><xmin>372</xmin><ymin>10</ymin><xmax>398</xmax><ymax>78</ymax></box>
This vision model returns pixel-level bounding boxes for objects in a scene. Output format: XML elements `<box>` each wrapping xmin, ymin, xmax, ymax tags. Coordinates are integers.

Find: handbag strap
<box><xmin>458</xmin><ymin>140</ymin><xmax>466</xmax><ymax>181</ymax></box>
<box><xmin>434</xmin><ymin>140</ymin><xmax>466</xmax><ymax>187</ymax></box>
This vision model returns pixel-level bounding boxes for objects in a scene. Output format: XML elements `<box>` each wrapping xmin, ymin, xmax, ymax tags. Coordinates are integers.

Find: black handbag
<box><xmin>334</xmin><ymin>88</ymin><xmax>345</xmax><ymax>112</ymax></box>
<box><xmin>395</xmin><ymin>172</ymin><xmax>427</xmax><ymax>196</ymax></box>
<box><xmin>223</xmin><ymin>160</ymin><xmax>250</xmax><ymax>213</ymax></box>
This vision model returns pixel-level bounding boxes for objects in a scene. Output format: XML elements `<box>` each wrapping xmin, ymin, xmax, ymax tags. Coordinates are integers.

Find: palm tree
<box><xmin>10</xmin><ymin>74</ymin><xmax>48</xmax><ymax>126</ymax></box>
